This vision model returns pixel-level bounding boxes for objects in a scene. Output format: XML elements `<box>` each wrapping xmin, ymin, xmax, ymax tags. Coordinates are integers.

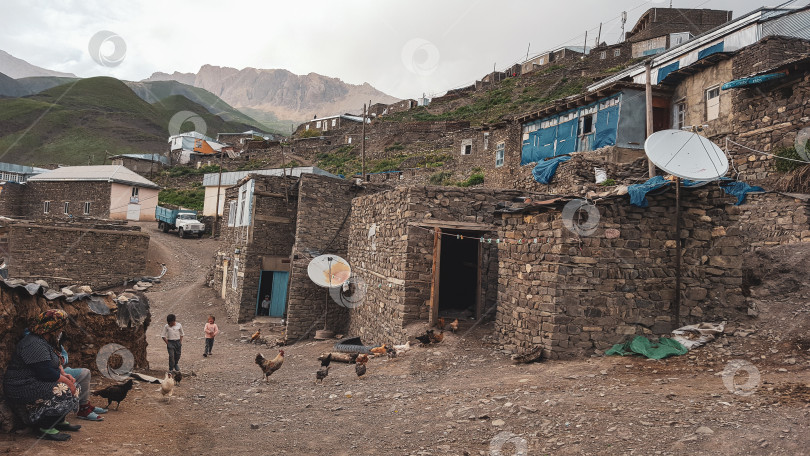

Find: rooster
<box><xmin>91</xmin><ymin>378</ymin><xmax>133</xmax><ymax>410</ymax></box>
<box><xmin>370</xmin><ymin>345</ymin><xmax>387</xmax><ymax>356</ymax></box>
<box><xmin>316</xmin><ymin>366</ymin><xmax>330</xmax><ymax>383</ymax></box>
<box><xmin>249</xmin><ymin>329</ymin><xmax>262</xmax><ymax>344</ymax></box>
<box><xmin>159</xmin><ymin>372</ymin><xmax>176</xmax><ymax>403</ymax></box>
<box><xmin>256</xmin><ymin>350</ymin><xmax>285</xmax><ymax>382</ymax></box>
<box><xmin>436</xmin><ymin>317</ymin><xmax>445</xmax><ymax>330</ymax></box>
<box><xmin>355</xmin><ymin>353</ymin><xmax>368</xmax><ymax>378</ymax></box>
<box><xmin>429</xmin><ymin>331</ymin><xmax>444</xmax><ymax>344</ymax></box>
<box><xmin>449</xmin><ymin>319</ymin><xmax>459</xmax><ymax>333</ymax></box>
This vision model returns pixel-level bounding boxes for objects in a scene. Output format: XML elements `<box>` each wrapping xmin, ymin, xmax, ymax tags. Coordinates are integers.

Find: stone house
<box><xmin>108</xmin><ymin>154</ymin><xmax>169</xmax><ymax>175</ymax></box>
<box><xmin>626</xmin><ymin>8</ymin><xmax>732</xmax><ymax>58</ymax></box>
<box><xmin>212</xmin><ymin>172</ymin><xmax>385</xmax><ymax>340</ymax></box>
<box><xmin>295</xmin><ymin>114</ymin><xmax>368</xmax><ymax>136</ymax></box>
<box><xmin>18</xmin><ymin>165</ymin><xmax>161</xmax><ymax>222</ymax></box>
<box><xmin>169</xmin><ymin>131</ymin><xmax>225</xmax><ymax>165</ymax></box>
<box><xmin>346</xmin><ymin>186</ymin><xmax>523</xmax><ymax>346</ymax></box>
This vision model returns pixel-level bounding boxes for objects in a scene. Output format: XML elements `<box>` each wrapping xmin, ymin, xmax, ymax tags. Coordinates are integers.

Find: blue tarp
<box><xmin>722</xmin><ymin>73</ymin><xmax>786</xmax><ymax>90</ymax></box>
<box><xmin>555</xmin><ymin>119</ymin><xmax>578</xmax><ymax>155</ymax></box>
<box><xmin>657</xmin><ymin>61</ymin><xmax>681</xmax><ymax>84</ymax></box>
<box><xmin>720</xmin><ymin>181</ymin><xmax>765</xmax><ymax>205</ymax></box>
<box><xmin>697</xmin><ymin>41</ymin><xmax>725</xmax><ymax>60</ymax></box>
<box><xmin>592</xmin><ymin>105</ymin><xmax>620</xmax><ymax>149</ymax></box>
<box><xmin>628</xmin><ymin>176</ymin><xmax>671</xmax><ymax>207</ymax></box>
<box><xmin>532</xmin><ymin>155</ymin><xmax>572</xmax><ymax>184</ymax></box>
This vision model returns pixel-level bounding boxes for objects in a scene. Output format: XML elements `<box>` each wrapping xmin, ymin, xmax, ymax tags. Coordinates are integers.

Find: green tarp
<box><xmin>605</xmin><ymin>336</ymin><xmax>687</xmax><ymax>359</ymax></box>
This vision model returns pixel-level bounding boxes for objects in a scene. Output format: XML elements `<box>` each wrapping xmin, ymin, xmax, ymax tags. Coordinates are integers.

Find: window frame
<box><xmin>705</xmin><ymin>86</ymin><xmax>721</xmax><ymax>121</ymax></box>
<box><xmin>495</xmin><ymin>142</ymin><xmax>505</xmax><ymax>168</ymax></box>
<box><xmin>675</xmin><ymin>101</ymin><xmax>687</xmax><ymax>130</ymax></box>
<box><xmin>599</xmin><ymin>51</ymin><xmax>607</xmax><ymax>60</ymax></box>
<box><xmin>614</xmin><ymin>49</ymin><xmax>621</xmax><ymax>57</ymax></box>
<box><xmin>63</xmin><ymin>201</ymin><xmax>69</xmax><ymax>215</ymax></box>
<box><xmin>483</xmin><ymin>132</ymin><xmax>490</xmax><ymax>150</ymax></box>
<box><xmin>83</xmin><ymin>202</ymin><xmax>91</xmax><ymax>215</ymax></box>
<box><xmin>43</xmin><ymin>201</ymin><xmax>50</xmax><ymax>214</ymax></box>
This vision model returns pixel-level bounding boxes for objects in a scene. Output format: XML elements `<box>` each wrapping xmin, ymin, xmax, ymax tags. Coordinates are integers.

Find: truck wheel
<box><xmin>161</xmin><ymin>223</ymin><xmax>169</xmax><ymax>233</ymax></box>
<box><xmin>178</xmin><ymin>228</ymin><xmax>185</xmax><ymax>238</ymax></box>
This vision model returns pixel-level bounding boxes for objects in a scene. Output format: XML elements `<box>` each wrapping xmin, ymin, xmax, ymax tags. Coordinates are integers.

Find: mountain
<box><xmin>0</xmin><ymin>77</ymin><xmax>262</xmax><ymax>166</ymax></box>
<box><xmin>0</xmin><ymin>71</ymin><xmax>26</xmax><ymax>97</ymax></box>
<box><xmin>143</xmin><ymin>65</ymin><xmax>400</xmax><ymax>123</ymax></box>
<box><xmin>0</xmin><ymin>50</ymin><xmax>76</xmax><ymax>79</ymax></box>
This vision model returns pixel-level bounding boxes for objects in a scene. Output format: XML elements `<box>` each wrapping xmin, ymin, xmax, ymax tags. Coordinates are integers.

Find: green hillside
<box><xmin>0</xmin><ymin>72</ymin><xmax>27</xmax><ymax>97</ymax></box>
<box><xmin>13</xmin><ymin>76</ymin><xmax>79</xmax><ymax>96</ymax></box>
<box><xmin>0</xmin><ymin>76</ymin><xmax>260</xmax><ymax>166</ymax></box>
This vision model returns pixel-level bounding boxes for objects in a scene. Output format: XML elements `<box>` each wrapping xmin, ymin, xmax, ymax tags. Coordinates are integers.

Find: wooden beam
<box><xmin>254</xmin><ymin>191</ymin><xmax>286</xmax><ymax>198</ymax></box>
<box><xmin>253</xmin><ymin>214</ymin><xmax>291</xmax><ymax>223</ymax></box>
<box><xmin>409</xmin><ymin>220</ymin><xmax>497</xmax><ymax>231</ymax></box>
<box><xmin>475</xmin><ymin>241</ymin><xmax>483</xmax><ymax>320</ymax></box>
<box><xmin>429</xmin><ymin>227</ymin><xmax>441</xmax><ymax>326</ymax></box>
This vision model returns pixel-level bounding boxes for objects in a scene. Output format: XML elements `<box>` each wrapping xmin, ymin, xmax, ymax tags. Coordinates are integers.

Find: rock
<box><xmin>695</xmin><ymin>426</ymin><xmax>714</xmax><ymax>435</ymax></box>
<box><xmin>34</xmin><ymin>279</ymin><xmax>49</xmax><ymax>288</ymax></box>
<box><xmin>250</xmin><ymin>423</ymin><xmax>260</xmax><ymax>429</ymax></box>
<box><xmin>785</xmin><ymin>358</ymin><xmax>797</xmax><ymax>365</ymax></box>
<box><xmin>491</xmin><ymin>419</ymin><xmax>505</xmax><ymax>427</ymax></box>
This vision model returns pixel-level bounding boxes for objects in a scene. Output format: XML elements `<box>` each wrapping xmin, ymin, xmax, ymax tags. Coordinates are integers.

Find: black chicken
<box><xmin>415</xmin><ymin>330</ymin><xmax>434</xmax><ymax>345</ymax></box>
<box><xmin>91</xmin><ymin>378</ymin><xmax>133</xmax><ymax>410</ymax></box>
<box><xmin>316</xmin><ymin>366</ymin><xmax>330</xmax><ymax>383</ymax></box>
<box><xmin>320</xmin><ymin>353</ymin><xmax>332</xmax><ymax>368</ymax></box>
<box><xmin>355</xmin><ymin>363</ymin><xmax>366</xmax><ymax>378</ymax></box>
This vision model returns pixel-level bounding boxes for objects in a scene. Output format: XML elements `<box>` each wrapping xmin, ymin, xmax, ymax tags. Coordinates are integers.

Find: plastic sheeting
<box><xmin>532</xmin><ymin>155</ymin><xmax>572</xmax><ymax>185</ymax></box>
<box><xmin>720</xmin><ymin>181</ymin><xmax>765</xmax><ymax>205</ymax></box>
<box><xmin>88</xmin><ymin>297</ymin><xmax>112</xmax><ymax>315</ymax></box>
<box><xmin>671</xmin><ymin>321</ymin><xmax>726</xmax><ymax>350</ymax></box>
<box><xmin>605</xmin><ymin>336</ymin><xmax>688</xmax><ymax>359</ymax></box>
<box><xmin>697</xmin><ymin>41</ymin><xmax>725</xmax><ymax>60</ymax></box>
<box><xmin>116</xmin><ymin>295</ymin><xmax>150</xmax><ymax>329</ymax></box>
<box><xmin>657</xmin><ymin>61</ymin><xmax>681</xmax><ymax>84</ymax></box>
<box><xmin>592</xmin><ymin>105</ymin><xmax>620</xmax><ymax>149</ymax></box>
<box><xmin>627</xmin><ymin>176</ymin><xmax>671</xmax><ymax>207</ymax></box>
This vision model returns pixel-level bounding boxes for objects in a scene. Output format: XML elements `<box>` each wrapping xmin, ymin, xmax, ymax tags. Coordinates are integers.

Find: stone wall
<box><xmin>0</xmin><ymin>182</ymin><xmax>26</xmax><ymax>218</ymax></box>
<box><xmin>347</xmin><ymin>186</ymin><xmax>523</xmax><ymax>346</ymax></box>
<box><xmin>737</xmin><ymin>192</ymin><xmax>810</xmax><ymax>249</ymax></box>
<box><xmin>12</xmin><ymin>181</ymin><xmax>111</xmax><ymax>220</ymax></box>
<box><xmin>285</xmin><ymin>175</ymin><xmax>383</xmax><ymax>340</ymax></box>
<box><xmin>495</xmin><ymin>187</ymin><xmax>746</xmax><ymax>359</ymax></box>
<box><xmin>6</xmin><ymin>222</ymin><xmax>149</xmax><ymax>290</ymax></box>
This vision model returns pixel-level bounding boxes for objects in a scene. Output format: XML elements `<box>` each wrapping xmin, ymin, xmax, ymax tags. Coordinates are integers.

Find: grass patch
<box><xmin>280</xmin><ymin>160</ymin><xmax>300</xmax><ymax>168</ymax></box>
<box><xmin>429</xmin><ymin>171</ymin><xmax>453</xmax><ymax>185</ymax></box>
<box><xmin>158</xmin><ymin>188</ymin><xmax>205</xmax><ymax>212</ymax></box>
<box><xmin>774</xmin><ymin>146</ymin><xmax>805</xmax><ymax>172</ymax></box>
<box><xmin>385</xmin><ymin>142</ymin><xmax>406</xmax><ymax>152</ymax></box>
<box><xmin>299</xmin><ymin>129</ymin><xmax>321</xmax><ymax>138</ymax></box>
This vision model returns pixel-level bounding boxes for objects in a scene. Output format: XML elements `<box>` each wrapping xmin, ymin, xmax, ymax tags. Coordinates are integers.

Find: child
<box><xmin>160</xmin><ymin>314</ymin><xmax>184</xmax><ymax>372</ymax></box>
<box><xmin>203</xmin><ymin>315</ymin><xmax>219</xmax><ymax>357</ymax></box>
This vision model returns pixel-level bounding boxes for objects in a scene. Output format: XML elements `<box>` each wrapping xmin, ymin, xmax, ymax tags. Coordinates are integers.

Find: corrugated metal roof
<box><xmin>202</xmin><ymin>166</ymin><xmax>339</xmax><ymax>187</ymax></box>
<box><xmin>167</xmin><ymin>131</ymin><xmax>213</xmax><ymax>142</ymax></box>
<box><xmin>109</xmin><ymin>154</ymin><xmax>170</xmax><ymax>165</ymax></box>
<box><xmin>28</xmin><ymin>165</ymin><xmax>161</xmax><ymax>189</ymax></box>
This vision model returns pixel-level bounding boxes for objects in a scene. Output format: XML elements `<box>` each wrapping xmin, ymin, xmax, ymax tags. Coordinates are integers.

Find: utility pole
<box><xmin>583</xmin><ymin>31</ymin><xmax>588</xmax><ymax>56</ymax></box>
<box><xmin>620</xmin><ymin>11</ymin><xmax>628</xmax><ymax>43</ymax></box>
<box><xmin>596</xmin><ymin>23</ymin><xmax>602</xmax><ymax>47</ymax></box>
<box><xmin>212</xmin><ymin>148</ymin><xmax>224</xmax><ymax>238</ymax></box>
<box><xmin>525</xmin><ymin>43</ymin><xmax>530</xmax><ymax>63</ymax></box>
<box><xmin>361</xmin><ymin>103</ymin><xmax>366</xmax><ymax>181</ymax></box>
<box><xmin>645</xmin><ymin>60</ymin><xmax>656</xmax><ymax>178</ymax></box>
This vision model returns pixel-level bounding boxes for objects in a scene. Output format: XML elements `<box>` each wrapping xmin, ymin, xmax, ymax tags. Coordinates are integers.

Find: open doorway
<box><xmin>256</xmin><ymin>270</ymin><xmax>289</xmax><ymax>317</ymax></box>
<box><xmin>437</xmin><ymin>230</ymin><xmax>480</xmax><ymax>320</ymax></box>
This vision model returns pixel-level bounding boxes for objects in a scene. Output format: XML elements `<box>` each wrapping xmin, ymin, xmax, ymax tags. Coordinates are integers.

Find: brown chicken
<box><xmin>436</xmin><ymin>317</ymin><xmax>445</xmax><ymax>330</ymax></box>
<box><xmin>370</xmin><ymin>345</ymin><xmax>387</xmax><ymax>356</ymax></box>
<box><xmin>449</xmin><ymin>319</ymin><xmax>459</xmax><ymax>333</ymax></box>
<box><xmin>250</xmin><ymin>329</ymin><xmax>261</xmax><ymax>343</ymax></box>
<box><xmin>256</xmin><ymin>350</ymin><xmax>284</xmax><ymax>382</ymax></box>
<box><xmin>355</xmin><ymin>353</ymin><xmax>369</xmax><ymax>378</ymax></box>
<box><xmin>355</xmin><ymin>354</ymin><xmax>369</xmax><ymax>365</ymax></box>
<box><xmin>429</xmin><ymin>331</ymin><xmax>444</xmax><ymax>344</ymax></box>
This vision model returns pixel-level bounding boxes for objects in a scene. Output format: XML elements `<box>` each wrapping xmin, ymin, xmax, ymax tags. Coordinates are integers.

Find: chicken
<box><xmin>436</xmin><ymin>317</ymin><xmax>445</xmax><ymax>330</ymax></box>
<box><xmin>354</xmin><ymin>354</ymin><xmax>368</xmax><ymax>378</ymax></box>
<box><xmin>320</xmin><ymin>353</ymin><xmax>332</xmax><ymax>368</ymax></box>
<box><xmin>159</xmin><ymin>372</ymin><xmax>176</xmax><ymax>403</ymax></box>
<box><xmin>415</xmin><ymin>330</ymin><xmax>434</xmax><ymax>345</ymax></box>
<box><xmin>256</xmin><ymin>350</ymin><xmax>285</xmax><ymax>382</ymax></box>
<box><xmin>316</xmin><ymin>365</ymin><xmax>330</xmax><ymax>383</ymax></box>
<box><xmin>392</xmin><ymin>341</ymin><xmax>411</xmax><ymax>353</ymax></box>
<box><xmin>449</xmin><ymin>319</ymin><xmax>459</xmax><ymax>333</ymax></box>
<box><xmin>173</xmin><ymin>371</ymin><xmax>182</xmax><ymax>384</ymax></box>
<box><xmin>429</xmin><ymin>331</ymin><xmax>444</xmax><ymax>344</ymax></box>
<box><xmin>91</xmin><ymin>378</ymin><xmax>133</xmax><ymax>410</ymax></box>
<box><xmin>386</xmin><ymin>347</ymin><xmax>397</xmax><ymax>359</ymax></box>
<box><xmin>370</xmin><ymin>345</ymin><xmax>387</xmax><ymax>356</ymax></box>
<box><xmin>249</xmin><ymin>329</ymin><xmax>262</xmax><ymax>344</ymax></box>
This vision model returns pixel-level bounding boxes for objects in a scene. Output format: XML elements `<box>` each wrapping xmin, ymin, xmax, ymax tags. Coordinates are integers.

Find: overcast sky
<box><xmin>0</xmin><ymin>0</ymin><xmax>789</xmax><ymax>99</ymax></box>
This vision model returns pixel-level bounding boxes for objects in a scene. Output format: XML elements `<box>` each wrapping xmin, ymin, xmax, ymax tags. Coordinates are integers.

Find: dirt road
<box><xmin>1</xmin><ymin>225</ymin><xmax>808</xmax><ymax>455</ymax></box>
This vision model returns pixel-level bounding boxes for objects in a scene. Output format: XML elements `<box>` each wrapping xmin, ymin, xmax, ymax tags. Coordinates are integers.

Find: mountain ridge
<box><xmin>0</xmin><ymin>50</ymin><xmax>76</xmax><ymax>79</ymax></box>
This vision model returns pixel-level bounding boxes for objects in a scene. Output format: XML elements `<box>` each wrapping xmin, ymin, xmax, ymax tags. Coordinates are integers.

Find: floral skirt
<box><xmin>10</xmin><ymin>382</ymin><xmax>80</xmax><ymax>426</ymax></box>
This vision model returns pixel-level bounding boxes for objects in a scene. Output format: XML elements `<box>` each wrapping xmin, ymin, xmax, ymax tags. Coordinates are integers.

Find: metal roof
<box><xmin>28</xmin><ymin>165</ymin><xmax>161</xmax><ymax>189</ymax></box>
<box><xmin>202</xmin><ymin>166</ymin><xmax>339</xmax><ymax>187</ymax></box>
<box><xmin>0</xmin><ymin>162</ymin><xmax>47</xmax><ymax>175</ymax></box>
<box><xmin>167</xmin><ymin>131</ymin><xmax>213</xmax><ymax>142</ymax></box>
<box><xmin>108</xmin><ymin>154</ymin><xmax>170</xmax><ymax>165</ymax></box>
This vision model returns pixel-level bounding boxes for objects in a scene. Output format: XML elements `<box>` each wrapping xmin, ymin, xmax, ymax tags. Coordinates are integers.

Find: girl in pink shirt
<box><xmin>203</xmin><ymin>315</ymin><xmax>219</xmax><ymax>357</ymax></box>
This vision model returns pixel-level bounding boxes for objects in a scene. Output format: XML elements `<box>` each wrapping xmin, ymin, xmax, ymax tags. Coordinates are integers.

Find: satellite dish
<box><xmin>645</xmin><ymin>129</ymin><xmax>729</xmax><ymax>181</ymax></box>
<box><xmin>307</xmin><ymin>254</ymin><xmax>351</xmax><ymax>288</ymax></box>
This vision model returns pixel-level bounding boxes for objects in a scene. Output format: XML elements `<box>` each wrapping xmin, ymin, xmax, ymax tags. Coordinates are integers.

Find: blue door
<box><xmin>269</xmin><ymin>271</ymin><xmax>289</xmax><ymax>317</ymax></box>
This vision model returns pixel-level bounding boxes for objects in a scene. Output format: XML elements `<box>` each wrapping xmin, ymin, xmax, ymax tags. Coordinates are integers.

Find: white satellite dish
<box><xmin>307</xmin><ymin>254</ymin><xmax>351</xmax><ymax>288</ymax></box>
<box><xmin>645</xmin><ymin>129</ymin><xmax>729</xmax><ymax>181</ymax></box>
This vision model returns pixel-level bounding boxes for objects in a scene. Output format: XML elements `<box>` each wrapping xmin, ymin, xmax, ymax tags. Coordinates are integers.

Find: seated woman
<box><xmin>3</xmin><ymin>309</ymin><xmax>80</xmax><ymax>441</ymax></box>
<box><xmin>58</xmin><ymin>335</ymin><xmax>106</xmax><ymax>420</ymax></box>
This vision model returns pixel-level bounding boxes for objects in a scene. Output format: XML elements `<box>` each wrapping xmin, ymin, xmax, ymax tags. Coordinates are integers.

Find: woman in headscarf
<box><xmin>3</xmin><ymin>309</ymin><xmax>81</xmax><ymax>441</ymax></box>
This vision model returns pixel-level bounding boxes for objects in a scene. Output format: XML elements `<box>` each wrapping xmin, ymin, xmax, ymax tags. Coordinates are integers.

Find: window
<box><xmin>675</xmin><ymin>102</ymin><xmax>686</xmax><ymax>129</ymax></box>
<box><xmin>43</xmin><ymin>201</ymin><xmax>50</xmax><ymax>214</ymax></box>
<box><xmin>227</xmin><ymin>200</ymin><xmax>237</xmax><ymax>227</ymax></box>
<box><xmin>581</xmin><ymin>114</ymin><xmax>594</xmax><ymax>135</ymax></box>
<box><xmin>483</xmin><ymin>132</ymin><xmax>490</xmax><ymax>150</ymax></box>
<box><xmin>495</xmin><ymin>142</ymin><xmax>505</xmax><ymax>167</ymax></box>
<box><xmin>332</xmin><ymin>119</ymin><xmax>337</xmax><ymax>127</ymax></box>
<box><xmin>614</xmin><ymin>49</ymin><xmax>621</xmax><ymax>57</ymax></box>
<box><xmin>461</xmin><ymin>139</ymin><xmax>472</xmax><ymax>156</ymax></box>
<box><xmin>539</xmin><ymin>57</ymin><xmax>544</xmax><ymax>65</ymax></box>
<box><xmin>705</xmin><ymin>86</ymin><xmax>720</xmax><ymax>121</ymax></box>
<box><xmin>305</xmin><ymin>124</ymin><xmax>310</xmax><ymax>131</ymax></box>
<box><xmin>600</xmin><ymin>51</ymin><xmax>606</xmax><ymax>60</ymax></box>
<box><xmin>316</xmin><ymin>121</ymin><xmax>321</xmax><ymax>128</ymax></box>
<box><xmin>63</xmin><ymin>202</ymin><xmax>69</xmax><ymax>215</ymax></box>
<box><xmin>83</xmin><ymin>202</ymin><xmax>91</xmax><ymax>215</ymax></box>
<box><xmin>232</xmin><ymin>259</ymin><xmax>239</xmax><ymax>289</ymax></box>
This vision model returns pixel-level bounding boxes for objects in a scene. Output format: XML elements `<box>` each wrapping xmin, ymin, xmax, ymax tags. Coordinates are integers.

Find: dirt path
<box><xmin>1</xmin><ymin>227</ymin><xmax>809</xmax><ymax>455</ymax></box>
